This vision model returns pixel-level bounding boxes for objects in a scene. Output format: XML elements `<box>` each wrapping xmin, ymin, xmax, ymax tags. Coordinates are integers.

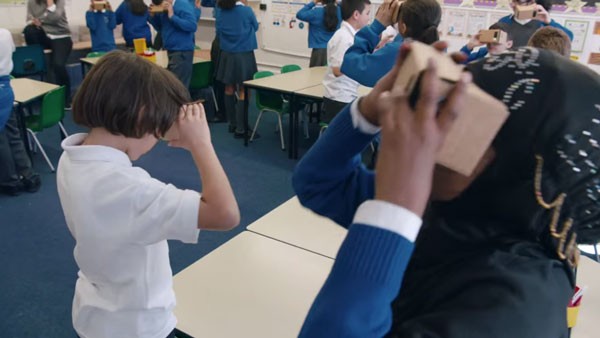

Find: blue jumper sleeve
<box><xmin>299</xmin><ymin>224</ymin><xmax>415</xmax><ymax>338</ymax></box>
<box><xmin>292</xmin><ymin>104</ymin><xmax>376</xmax><ymax>228</ymax></box>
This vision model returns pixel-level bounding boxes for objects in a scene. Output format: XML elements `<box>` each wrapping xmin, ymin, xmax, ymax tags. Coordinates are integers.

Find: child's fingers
<box><xmin>415</xmin><ymin>58</ymin><xmax>440</xmax><ymax>121</ymax></box>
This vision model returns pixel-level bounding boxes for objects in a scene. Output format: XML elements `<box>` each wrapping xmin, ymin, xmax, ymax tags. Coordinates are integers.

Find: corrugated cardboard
<box><xmin>394</xmin><ymin>41</ymin><xmax>509</xmax><ymax>176</ymax></box>
<box><xmin>479</xmin><ymin>29</ymin><xmax>508</xmax><ymax>44</ymax></box>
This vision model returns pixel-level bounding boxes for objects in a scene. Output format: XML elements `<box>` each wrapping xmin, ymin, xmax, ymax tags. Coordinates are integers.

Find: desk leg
<box><xmin>16</xmin><ymin>103</ymin><xmax>32</xmax><ymax>161</ymax></box>
<box><xmin>244</xmin><ymin>86</ymin><xmax>249</xmax><ymax>147</ymax></box>
<box><xmin>288</xmin><ymin>95</ymin><xmax>301</xmax><ymax>159</ymax></box>
<box><xmin>80</xmin><ymin>61</ymin><xmax>85</xmax><ymax>78</ymax></box>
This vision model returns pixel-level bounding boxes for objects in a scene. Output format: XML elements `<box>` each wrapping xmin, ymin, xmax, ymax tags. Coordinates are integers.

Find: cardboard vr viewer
<box><xmin>479</xmin><ymin>29</ymin><xmax>508</xmax><ymax>44</ymax></box>
<box><xmin>515</xmin><ymin>4</ymin><xmax>538</xmax><ymax>20</ymax></box>
<box><xmin>92</xmin><ymin>0</ymin><xmax>107</xmax><ymax>10</ymax></box>
<box><xmin>393</xmin><ymin>41</ymin><xmax>509</xmax><ymax>176</ymax></box>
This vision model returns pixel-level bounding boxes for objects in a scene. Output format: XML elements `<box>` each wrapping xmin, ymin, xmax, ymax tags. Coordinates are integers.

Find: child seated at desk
<box><xmin>459</xmin><ymin>23</ymin><xmax>513</xmax><ymax>63</ymax></box>
<box><xmin>86</xmin><ymin>0</ymin><xmax>117</xmax><ymax>52</ymax></box>
<box><xmin>528</xmin><ymin>26</ymin><xmax>571</xmax><ymax>57</ymax></box>
<box><xmin>58</xmin><ymin>50</ymin><xmax>239</xmax><ymax>338</ymax></box>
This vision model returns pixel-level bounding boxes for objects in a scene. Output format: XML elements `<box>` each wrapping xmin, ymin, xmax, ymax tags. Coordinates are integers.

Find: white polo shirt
<box><xmin>57</xmin><ymin>133</ymin><xmax>201</xmax><ymax>338</ymax></box>
<box><xmin>0</xmin><ymin>29</ymin><xmax>15</xmax><ymax>76</ymax></box>
<box><xmin>323</xmin><ymin>21</ymin><xmax>360</xmax><ymax>103</ymax></box>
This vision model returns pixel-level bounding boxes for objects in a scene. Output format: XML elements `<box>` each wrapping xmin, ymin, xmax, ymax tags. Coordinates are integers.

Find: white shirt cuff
<box><xmin>47</xmin><ymin>4</ymin><xmax>57</xmax><ymax>12</ymax></box>
<box><xmin>350</xmin><ymin>99</ymin><xmax>381</xmax><ymax>135</ymax></box>
<box><xmin>353</xmin><ymin>200</ymin><xmax>422</xmax><ymax>242</ymax></box>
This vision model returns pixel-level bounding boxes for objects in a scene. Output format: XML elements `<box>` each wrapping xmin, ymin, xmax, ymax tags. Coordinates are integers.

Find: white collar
<box><xmin>341</xmin><ymin>21</ymin><xmax>358</xmax><ymax>35</ymax></box>
<box><xmin>61</xmin><ymin>133</ymin><xmax>132</xmax><ymax>167</ymax></box>
<box><xmin>512</xmin><ymin>15</ymin><xmax>531</xmax><ymax>25</ymax></box>
<box><xmin>236</xmin><ymin>1</ymin><xmax>244</xmax><ymax>5</ymax></box>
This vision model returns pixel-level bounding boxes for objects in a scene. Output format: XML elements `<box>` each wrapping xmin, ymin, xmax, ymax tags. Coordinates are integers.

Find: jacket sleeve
<box><xmin>249</xmin><ymin>8</ymin><xmax>259</xmax><ymax>31</ymax></box>
<box><xmin>170</xmin><ymin>5</ymin><xmax>198</xmax><ymax>32</ymax></box>
<box><xmin>292</xmin><ymin>104</ymin><xmax>376</xmax><ymax>228</ymax></box>
<box><xmin>296</xmin><ymin>2</ymin><xmax>318</xmax><ymax>24</ymax></box>
<box><xmin>86</xmin><ymin>11</ymin><xmax>96</xmax><ymax>31</ymax></box>
<box><xmin>341</xmin><ymin>19</ymin><xmax>397</xmax><ymax>87</ymax></box>
<box><xmin>107</xmin><ymin>11</ymin><xmax>117</xmax><ymax>29</ymax></box>
<box><xmin>299</xmin><ymin>224</ymin><xmax>415</xmax><ymax>338</ymax></box>
<box><xmin>148</xmin><ymin>13</ymin><xmax>162</xmax><ymax>31</ymax></box>
<box><xmin>115</xmin><ymin>3</ymin><xmax>124</xmax><ymax>25</ymax></box>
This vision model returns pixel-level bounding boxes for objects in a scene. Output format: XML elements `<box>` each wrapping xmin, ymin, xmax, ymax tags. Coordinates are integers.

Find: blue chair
<box><xmin>11</xmin><ymin>45</ymin><xmax>47</xmax><ymax>80</ymax></box>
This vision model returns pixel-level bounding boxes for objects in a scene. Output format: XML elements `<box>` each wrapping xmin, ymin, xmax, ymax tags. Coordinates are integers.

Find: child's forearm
<box><xmin>191</xmin><ymin>144</ymin><xmax>240</xmax><ymax>231</ymax></box>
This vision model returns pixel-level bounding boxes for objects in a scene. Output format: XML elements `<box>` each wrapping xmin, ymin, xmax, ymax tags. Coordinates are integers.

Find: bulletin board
<box><xmin>262</xmin><ymin>0</ymin><xmax>312</xmax><ymax>57</ymax></box>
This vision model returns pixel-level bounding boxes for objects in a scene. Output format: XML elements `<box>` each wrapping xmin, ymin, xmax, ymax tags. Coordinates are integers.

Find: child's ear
<box><xmin>399</xmin><ymin>22</ymin><xmax>407</xmax><ymax>36</ymax></box>
<box><xmin>506</xmin><ymin>40</ymin><xmax>513</xmax><ymax>49</ymax></box>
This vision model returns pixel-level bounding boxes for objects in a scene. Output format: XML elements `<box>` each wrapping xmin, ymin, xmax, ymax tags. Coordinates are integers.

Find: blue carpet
<box><xmin>0</xmin><ymin>93</ymin><xmax>322</xmax><ymax>336</ymax></box>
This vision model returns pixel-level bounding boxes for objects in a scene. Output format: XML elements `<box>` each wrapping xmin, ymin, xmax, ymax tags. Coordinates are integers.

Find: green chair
<box><xmin>280</xmin><ymin>64</ymin><xmax>301</xmax><ymax>74</ymax></box>
<box><xmin>25</xmin><ymin>86</ymin><xmax>68</xmax><ymax>172</ymax></box>
<box><xmin>86</xmin><ymin>51</ymin><xmax>107</xmax><ymax>58</ymax></box>
<box><xmin>250</xmin><ymin>71</ymin><xmax>289</xmax><ymax>150</ymax></box>
<box><xmin>189</xmin><ymin>61</ymin><xmax>218</xmax><ymax>111</ymax></box>
<box><xmin>319</xmin><ymin>122</ymin><xmax>328</xmax><ymax>137</ymax></box>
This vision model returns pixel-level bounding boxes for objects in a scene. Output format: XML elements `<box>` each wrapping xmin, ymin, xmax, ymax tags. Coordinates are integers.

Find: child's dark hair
<box><xmin>218</xmin><ymin>0</ymin><xmax>237</xmax><ymax>10</ymax></box>
<box><xmin>72</xmin><ymin>51</ymin><xmax>190</xmax><ymax>139</ymax></box>
<box><xmin>323</xmin><ymin>0</ymin><xmax>339</xmax><ymax>32</ymax></box>
<box><xmin>528</xmin><ymin>26</ymin><xmax>571</xmax><ymax>57</ymax></box>
<box><xmin>341</xmin><ymin>0</ymin><xmax>371</xmax><ymax>21</ymax></box>
<box><xmin>126</xmin><ymin>0</ymin><xmax>148</xmax><ymax>16</ymax></box>
<box><xmin>399</xmin><ymin>0</ymin><xmax>441</xmax><ymax>45</ymax></box>
<box><xmin>489</xmin><ymin>22</ymin><xmax>513</xmax><ymax>41</ymax></box>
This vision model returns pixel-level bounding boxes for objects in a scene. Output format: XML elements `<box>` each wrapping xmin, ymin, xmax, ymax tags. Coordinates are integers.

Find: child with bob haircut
<box><xmin>58</xmin><ymin>50</ymin><xmax>240</xmax><ymax>338</ymax></box>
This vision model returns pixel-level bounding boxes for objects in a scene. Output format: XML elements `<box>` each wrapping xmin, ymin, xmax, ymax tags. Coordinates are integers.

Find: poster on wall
<box><xmin>0</xmin><ymin>0</ymin><xmax>25</xmax><ymax>5</ymax></box>
<box><xmin>446</xmin><ymin>10</ymin><xmax>467</xmax><ymax>37</ymax></box>
<box><xmin>565</xmin><ymin>20</ymin><xmax>589</xmax><ymax>52</ymax></box>
<box><xmin>588</xmin><ymin>52</ymin><xmax>600</xmax><ymax>65</ymax></box>
<box><xmin>466</xmin><ymin>11</ymin><xmax>488</xmax><ymax>37</ymax></box>
<box><xmin>489</xmin><ymin>12</ymin><xmax>508</xmax><ymax>25</ymax></box>
<box><xmin>594</xmin><ymin>21</ymin><xmax>600</xmax><ymax>35</ymax></box>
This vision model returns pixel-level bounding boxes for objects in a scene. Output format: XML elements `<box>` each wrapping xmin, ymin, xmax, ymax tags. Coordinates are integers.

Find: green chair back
<box><xmin>189</xmin><ymin>61</ymin><xmax>214</xmax><ymax>90</ymax></box>
<box><xmin>86</xmin><ymin>51</ymin><xmax>107</xmax><ymax>58</ymax></box>
<box><xmin>281</xmin><ymin>64</ymin><xmax>301</xmax><ymax>74</ymax></box>
<box><xmin>26</xmin><ymin>86</ymin><xmax>65</xmax><ymax>132</ymax></box>
<box><xmin>253</xmin><ymin>71</ymin><xmax>285</xmax><ymax>112</ymax></box>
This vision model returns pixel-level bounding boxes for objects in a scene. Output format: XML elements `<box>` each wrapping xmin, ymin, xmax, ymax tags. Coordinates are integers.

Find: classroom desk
<box><xmin>172</xmin><ymin>231</ymin><xmax>334</xmax><ymax>338</ymax></box>
<box><xmin>243</xmin><ymin>67</ymin><xmax>328</xmax><ymax>159</ymax></box>
<box><xmin>247</xmin><ymin>196</ymin><xmax>346</xmax><ymax>259</ymax></box>
<box><xmin>294</xmin><ymin>84</ymin><xmax>372</xmax><ymax>101</ymax></box>
<box><xmin>80</xmin><ymin>50</ymin><xmax>208</xmax><ymax>75</ymax></box>
<box><xmin>11</xmin><ymin>78</ymin><xmax>60</xmax><ymax>157</ymax></box>
<box><xmin>572</xmin><ymin>256</ymin><xmax>600</xmax><ymax>338</ymax></box>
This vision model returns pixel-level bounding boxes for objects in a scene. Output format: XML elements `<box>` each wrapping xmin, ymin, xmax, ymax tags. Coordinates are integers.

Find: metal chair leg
<box><xmin>277</xmin><ymin>113</ymin><xmax>285</xmax><ymax>150</ymax></box>
<box><xmin>250</xmin><ymin>110</ymin><xmax>264</xmax><ymax>142</ymax></box>
<box><xmin>594</xmin><ymin>243</ymin><xmax>599</xmax><ymax>262</ymax></box>
<box><xmin>58</xmin><ymin>121</ymin><xmax>69</xmax><ymax>138</ymax></box>
<box><xmin>211</xmin><ymin>87</ymin><xmax>219</xmax><ymax>111</ymax></box>
<box><xmin>27</xmin><ymin>129</ymin><xmax>55</xmax><ymax>172</ymax></box>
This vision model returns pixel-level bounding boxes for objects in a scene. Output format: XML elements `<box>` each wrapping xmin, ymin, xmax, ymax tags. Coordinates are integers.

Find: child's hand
<box><xmin>374</xmin><ymin>60</ymin><xmax>470</xmax><ymax>216</ymax></box>
<box><xmin>168</xmin><ymin>103</ymin><xmax>212</xmax><ymax>151</ymax></box>
<box><xmin>163</xmin><ymin>1</ymin><xmax>174</xmax><ymax>18</ymax></box>
<box><xmin>106</xmin><ymin>1</ymin><xmax>112</xmax><ymax>11</ymax></box>
<box><xmin>375</xmin><ymin>34</ymin><xmax>395</xmax><ymax>51</ymax></box>
<box><xmin>195</xmin><ymin>0</ymin><xmax>201</xmax><ymax>9</ymax></box>
<box><xmin>466</xmin><ymin>33</ymin><xmax>483</xmax><ymax>50</ymax></box>
<box><xmin>534</xmin><ymin>4</ymin><xmax>551</xmax><ymax>24</ymax></box>
<box><xmin>375</xmin><ymin>0</ymin><xmax>399</xmax><ymax>27</ymax></box>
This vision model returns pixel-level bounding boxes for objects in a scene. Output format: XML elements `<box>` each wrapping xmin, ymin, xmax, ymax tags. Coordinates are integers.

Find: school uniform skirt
<box><xmin>309</xmin><ymin>48</ymin><xmax>327</xmax><ymax>67</ymax></box>
<box><xmin>215</xmin><ymin>50</ymin><xmax>258</xmax><ymax>85</ymax></box>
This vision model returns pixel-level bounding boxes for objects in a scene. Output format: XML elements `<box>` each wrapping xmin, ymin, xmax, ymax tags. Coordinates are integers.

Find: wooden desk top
<box><xmin>247</xmin><ymin>196</ymin><xmax>346</xmax><ymax>259</ymax></box>
<box><xmin>295</xmin><ymin>84</ymin><xmax>371</xmax><ymax>100</ymax></box>
<box><xmin>572</xmin><ymin>256</ymin><xmax>600</xmax><ymax>338</ymax></box>
<box><xmin>243</xmin><ymin>67</ymin><xmax>328</xmax><ymax>93</ymax></box>
<box><xmin>80</xmin><ymin>50</ymin><xmax>208</xmax><ymax>68</ymax></box>
<box><xmin>11</xmin><ymin>78</ymin><xmax>59</xmax><ymax>103</ymax></box>
<box><xmin>173</xmin><ymin>231</ymin><xmax>333</xmax><ymax>338</ymax></box>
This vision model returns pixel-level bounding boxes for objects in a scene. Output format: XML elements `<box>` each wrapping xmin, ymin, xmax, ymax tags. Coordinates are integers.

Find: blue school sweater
<box><xmin>115</xmin><ymin>2</ymin><xmax>152</xmax><ymax>46</ymax></box>
<box><xmin>189</xmin><ymin>0</ymin><xmax>201</xmax><ymax>21</ymax></box>
<box><xmin>299</xmin><ymin>223</ymin><xmax>415</xmax><ymax>337</ymax></box>
<box><xmin>296</xmin><ymin>2</ymin><xmax>342</xmax><ymax>49</ymax></box>
<box><xmin>460</xmin><ymin>45</ymin><xmax>488</xmax><ymax>63</ymax></box>
<box><xmin>341</xmin><ymin>19</ymin><xmax>403</xmax><ymax>88</ymax></box>
<box><xmin>148</xmin><ymin>0</ymin><xmax>197</xmax><ymax>51</ymax></box>
<box><xmin>86</xmin><ymin>11</ymin><xmax>116</xmax><ymax>52</ymax></box>
<box><xmin>216</xmin><ymin>4</ymin><xmax>258</xmax><ymax>53</ymax></box>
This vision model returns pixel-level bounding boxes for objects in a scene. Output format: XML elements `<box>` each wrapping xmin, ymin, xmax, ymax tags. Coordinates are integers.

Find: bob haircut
<box><xmin>72</xmin><ymin>50</ymin><xmax>190</xmax><ymax>139</ymax></box>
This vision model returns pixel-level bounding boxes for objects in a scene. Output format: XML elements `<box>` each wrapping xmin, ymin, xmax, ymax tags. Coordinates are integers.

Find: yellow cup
<box><xmin>133</xmin><ymin>38</ymin><xmax>147</xmax><ymax>55</ymax></box>
<box><xmin>567</xmin><ymin>305</ymin><xmax>580</xmax><ymax>328</ymax></box>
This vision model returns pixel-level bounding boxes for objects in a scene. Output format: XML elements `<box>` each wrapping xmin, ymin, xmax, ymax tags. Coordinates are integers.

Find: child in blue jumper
<box><xmin>341</xmin><ymin>0</ymin><xmax>440</xmax><ymax>87</ymax></box>
<box><xmin>86</xmin><ymin>0</ymin><xmax>116</xmax><ymax>52</ymax></box>
<box><xmin>459</xmin><ymin>22</ymin><xmax>513</xmax><ymax>63</ymax></box>
<box><xmin>115</xmin><ymin>0</ymin><xmax>152</xmax><ymax>49</ymax></box>
<box><xmin>215</xmin><ymin>0</ymin><xmax>259</xmax><ymax>138</ymax></box>
<box><xmin>149</xmin><ymin>0</ymin><xmax>197</xmax><ymax>87</ymax></box>
<box><xmin>493</xmin><ymin>0</ymin><xmax>572</xmax><ymax>48</ymax></box>
<box><xmin>296</xmin><ymin>0</ymin><xmax>342</xmax><ymax>67</ymax></box>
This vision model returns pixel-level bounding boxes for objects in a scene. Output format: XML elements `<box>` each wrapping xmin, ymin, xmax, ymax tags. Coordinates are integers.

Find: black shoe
<box><xmin>21</xmin><ymin>173</ymin><xmax>41</xmax><ymax>193</ymax></box>
<box><xmin>0</xmin><ymin>181</ymin><xmax>24</xmax><ymax>196</ymax></box>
